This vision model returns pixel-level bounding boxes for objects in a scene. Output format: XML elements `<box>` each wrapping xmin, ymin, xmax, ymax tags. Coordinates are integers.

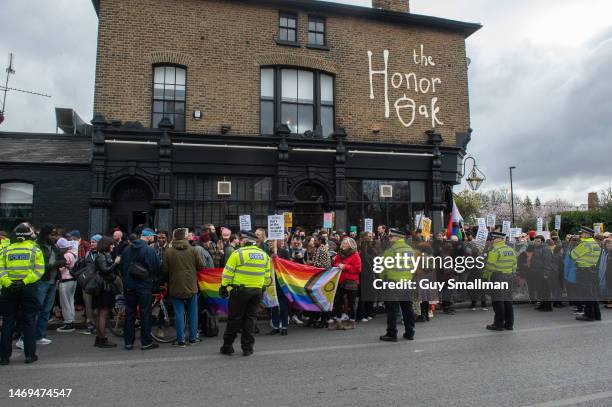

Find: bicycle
<box><xmin>110</xmin><ymin>284</ymin><xmax>179</xmax><ymax>343</ymax></box>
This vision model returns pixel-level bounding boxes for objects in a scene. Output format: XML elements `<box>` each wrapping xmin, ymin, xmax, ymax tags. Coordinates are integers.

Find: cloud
<box><xmin>0</xmin><ymin>0</ymin><xmax>610</xmax><ymax>205</ymax></box>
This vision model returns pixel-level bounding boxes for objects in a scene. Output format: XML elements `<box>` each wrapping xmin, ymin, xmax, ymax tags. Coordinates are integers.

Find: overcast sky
<box><xmin>1</xmin><ymin>0</ymin><xmax>610</xmax><ymax>205</ymax></box>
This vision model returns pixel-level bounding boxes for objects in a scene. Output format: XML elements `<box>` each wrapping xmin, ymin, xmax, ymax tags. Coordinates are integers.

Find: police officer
<box><xmin>0</xmin><ymin>223</ymin><xmax>45</xmax><ymax>365</ymax></box>
<box><xmin>484</xmin><ymin>231</ymin><xmax>517</xmax><ymax>331</ymax></box>
<box><xmin>379</xmin><ymin>228</ymin><xmax>417</xmax><ymax>342</ymax></box>
<box><xmin>219</xmin><ymin>230</ymin><xmax>271</xmax><ymax>356</ymax></box>
<box><xmin>572</xmin><ymin>226</ymin><xmax>602</xmax><ymax>322</ymax></box>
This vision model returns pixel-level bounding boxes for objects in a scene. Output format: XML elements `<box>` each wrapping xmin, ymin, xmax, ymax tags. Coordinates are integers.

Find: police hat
<box><xmin>579</xmin><ymin>226</ymin><xmax>595</xmax><ymax>235</ymax></box>
<box><xmin>240</xmin><ymin>230</ymin><xmax>258</xmax><ymax>242</ymax></box>
<box><xmin>489</xmin><ymin>231</ymin><xmax>506</xmax><ymax>240</ymax></box>
<box><xmin>12</xmin><ymin>223</ymin><xmax>34</xmax><ymax>242</ymax></box>
<box><xmin>388</xmin><ymin>228</ymin><xmax>406</xmax><ymax>238</ymax></box>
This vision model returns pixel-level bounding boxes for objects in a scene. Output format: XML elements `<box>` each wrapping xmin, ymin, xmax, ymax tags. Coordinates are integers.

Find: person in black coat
<box><xmin>92</xmin><ymin>236</ymin><xmax>120</xmax><ymax>348</ymax></box>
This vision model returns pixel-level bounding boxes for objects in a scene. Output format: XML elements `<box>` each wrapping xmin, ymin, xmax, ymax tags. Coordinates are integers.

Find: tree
<box><xmin>454</xmin><ymin>190</ymin><xmax>481</xmax><ymax>225</ymax></box>
<box><xmin>535</xmin><ymin>197</ymin><xmax>541</xmax><ymax>208</ymax></box>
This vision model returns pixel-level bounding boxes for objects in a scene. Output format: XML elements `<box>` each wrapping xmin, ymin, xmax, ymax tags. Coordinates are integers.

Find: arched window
<box><xmin>260</xmin><ymin>67</ymin><xmax>335</xmax><ymax>138</ymax></box>
<box><xmin>0</xmin><ymin>182</ymin><xmax>34</xmax><ymax>231</ymax></box>
<box><xmin>152</xmin><ymin>65</ymin><xmax>186</xmax><ymax>131</ymax></box>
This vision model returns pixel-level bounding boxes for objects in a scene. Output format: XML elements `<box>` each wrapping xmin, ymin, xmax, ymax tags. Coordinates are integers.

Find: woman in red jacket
<box><xmin>329</xmin><ymin>237</ymin><xmax>362</xmax><ymax>330</ymax></box>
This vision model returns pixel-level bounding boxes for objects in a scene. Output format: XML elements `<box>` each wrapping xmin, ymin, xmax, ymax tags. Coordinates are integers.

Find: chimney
<box><xmin>372</xmin><ymin>0</ymin><xmax>409</xmax><ymax>13</ymax></box>
<box><xmin>587</xmin><ymin>192</ymin><xmax>599</xmax><ymax>211</ymax></box>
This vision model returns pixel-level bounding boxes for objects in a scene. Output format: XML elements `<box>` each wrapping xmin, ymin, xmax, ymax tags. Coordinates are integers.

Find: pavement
<box><xmin>1</xmin><ymin>304</ymin><xmax>612</xmax><ymax>407</ymax></box>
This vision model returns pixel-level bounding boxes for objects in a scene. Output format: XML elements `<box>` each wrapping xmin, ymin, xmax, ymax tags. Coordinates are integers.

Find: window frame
<box><xmin>151</xmin><ymin>64</ymin><xmax>187</xmax><ymax>132</ymax></box>
<box><xmin>260</xmin><ymin>66</ymin><xmax>335</xmax><ymax>137</ymax></box>
<box><xmin>278</xmin><ymin>12</ymin><xmax>298</xmax><ymax>45</ymax></box>
<box><xmin>307</xmin><ymin>16</ymin><xmax>326</xmax><ymax>46</ymax></box>
<box><xmin>0</xmin><ymin>181</ymin><xmax>34</xmax><ymax>231</ymax></box>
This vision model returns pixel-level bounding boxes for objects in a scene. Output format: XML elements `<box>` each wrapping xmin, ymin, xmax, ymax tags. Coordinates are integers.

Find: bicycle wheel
<box><xmin>150</xmin><ymin>299</ymin><xmax>178</xmax><ymax>343</ymax></box>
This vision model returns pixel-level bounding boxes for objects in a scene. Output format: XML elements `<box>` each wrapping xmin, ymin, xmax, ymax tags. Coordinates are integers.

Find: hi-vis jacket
<box><xmin>221</xmin><ymin>245</ymin><xmax>271</xmax><ymax>289</ymax></box>
<box><xmin>570</xmin><ymin>237</ymin><xmax>601</xmax><ymax>268</ymax></box>
<box><xmin>483</xmin><ymin>241</ymin><xmax>517</xmax><ymax>281</ymax></box>
<box><xmin>382</xmin><ymin>239</ymin><xmax>416</xmax><ymax>282</ymax></box>
<box><xmin>0</xmin><ymin>240</ymin><xmax>45</xmax><ymax>287</ymax></box>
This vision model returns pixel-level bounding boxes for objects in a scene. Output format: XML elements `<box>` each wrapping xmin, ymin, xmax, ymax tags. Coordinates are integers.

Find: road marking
<box><xmin>6</xmin><ymin>319</ymin><xmax>611</xmax><ymax>371</ymax></box>
<box><xmin>523</xmin><ymin>390</ymin><xmax>612</xmax><ymax>407</ymax></box>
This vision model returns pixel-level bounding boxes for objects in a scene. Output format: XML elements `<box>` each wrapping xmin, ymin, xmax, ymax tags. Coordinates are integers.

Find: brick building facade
<box><xmin>0</xmin><ymin>0</ymin><xmax>480</xmax><ymax>236</ymax></box>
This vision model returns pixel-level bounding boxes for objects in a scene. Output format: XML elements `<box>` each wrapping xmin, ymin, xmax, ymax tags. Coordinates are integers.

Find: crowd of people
<box><xmin>0</xmin><ymin>220</ymin><xmax>611</xmax><ymax>363</ymax></box>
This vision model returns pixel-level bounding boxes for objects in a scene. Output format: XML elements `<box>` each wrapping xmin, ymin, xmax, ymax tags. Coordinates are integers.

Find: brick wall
<box><xmin>94</xmin><ymin>0</ymin><xmax>471</xmax><ymax>146</ymax></box>
<box><xmin>372</xmin><ymin>0</ymin><xmax>409</xmax><ymax>13</ymax></box>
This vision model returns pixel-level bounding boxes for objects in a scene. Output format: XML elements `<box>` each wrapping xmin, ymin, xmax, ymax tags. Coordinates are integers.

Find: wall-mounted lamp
<box><xmin>193</xmin><ymin>110</ymin><xmax>202</xmax><ymax>120</ymax></box>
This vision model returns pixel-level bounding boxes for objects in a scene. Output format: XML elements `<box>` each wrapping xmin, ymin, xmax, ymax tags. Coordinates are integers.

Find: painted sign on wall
<box><xmin>368</xmin><ymin>45</ymin><xmax>444</xmax><ymax>128</ymax></box>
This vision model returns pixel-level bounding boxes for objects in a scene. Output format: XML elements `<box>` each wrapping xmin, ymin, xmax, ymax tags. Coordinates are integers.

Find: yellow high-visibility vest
<box><xmin>0</xmin><ymin>240</ymin><xmax>45</xmax><ymax>287</ymax></box>
<box><xmin>221</xmin><ymin>245</ymin><xmax>271</xmax><ymax>289</ymax></box>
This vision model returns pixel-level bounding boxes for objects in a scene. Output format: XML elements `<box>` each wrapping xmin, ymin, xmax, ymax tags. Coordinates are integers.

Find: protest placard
<box><xmin>267</xmin><ymin>215</ymin><xmax>285</xmax><ymax>240</ymax></box>
<box><xmin>421</xmin><ymin>217</ymin><xmax>432</xmax><ymax>241</ymax></box>
<box><xmin>502</xmin><ymin>221</ymin><xmax>511</xmax><ymax>237</ymax></box>
<box><xmin>486</xmin><ymin>214</ymin><xmax>496</xmax><ymax>228</ymax></box>
<box><xmin>477</xmin><ymin>217</ymin><xmax>486</xmax><ymax>230</ymax></box>
<box><xmin>364</xmin><ymin>218</ymin><xmax>373</xmax><ymax>233</ymax></box>
<box><xmin>554</xmin><ymin>215</ymin><xmax>561</xmax><ymax>230</ymax></box>
<box><xmin>239</xmin><ymin>214</ymin><xmax>251</xmax><ymax>231</ymax></box>
<box><xmin>283</xmin><ymin>212</ymin><xmax>293</xmax><ymax>228</ymax></box>
<box><xmin>536</xmin><ymin>217</ymin><xmax>543</xmax><ymax>233</ymax></box>
<box><xmin>323</xmin><ymin>212</ymin><xmax>334</xmax><ymax>229</ymax></box>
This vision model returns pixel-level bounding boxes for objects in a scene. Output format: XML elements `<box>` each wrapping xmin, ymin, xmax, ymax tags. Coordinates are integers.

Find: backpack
<box><xmin>200</xmin><ymin>309</ymin><xmax>219</xmax><ymax>337</ymax></box>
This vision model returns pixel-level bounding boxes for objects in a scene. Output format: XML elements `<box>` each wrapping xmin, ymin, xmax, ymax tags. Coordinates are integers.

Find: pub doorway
<box><xmin>293</xmin><ymin>182</ymin><xmax>328</xmax><ymax>233</ymax></box>
<box><xmin>109</xmin><ymin>179</ymin><xmax>154</xmax><ymax>234</ymax></box>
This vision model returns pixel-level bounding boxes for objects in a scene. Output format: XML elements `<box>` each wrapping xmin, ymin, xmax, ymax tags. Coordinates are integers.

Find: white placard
<box><xmin>415</xmin><ymin>214</ymin><xmax>423</xmax><ymax>230</ymax></box>
<box><xmin>476</xmin><ymin>227</ymin><xmax>488</xmax><ymax>242</ymax></box>
<box><xmin>502</xmin><ymin>221</ymin><xmax>511</xmax><ymax>237</ymax></box>
<box><xmin>486</xmin><ymin>214</ymin><xmax>496</xmax><ymax>228</ymax></box>
<box><xmin>364</xmin><ymin>218</ymin><xmax>373</xmax><ymax>234</ymax></box>
<box><xmin>554</xmin><ymin>215</ymin><xmax>561</xmax><ymax>230</ymax></box>
<box><xmin>69</xmin><ymin>240</ymin><xmax>79</xmax><ymax>254</ymax></box>
<box><xmin>508</xmin><ymin>228</ymin><xmax>518</xmax><ymax>240</ymax></box>
<box><xmin>536</xmin><ymin>217</ymin><xmax>543</xmax><ymax>233</ymax></box>
<box><xmin>239</xmin><ymin>215</ymin><xmax>251</xmax><ymax>232</ymax></box>
<box><xmin>594</xmin><ymin>224</ymin><xmax>601</xmax><ymax>235</ymax></box>
<box><xmin>477</xmin><ymin>218</ymin><xmax>487</xmax><ymax>230</ymax></box>
<box><xmin>540</xmin><ymin>231</ymin><xmax>551</xmax><ymax>241</ymax></box>
<box><xmin>267</xmin><ymin>215</ymin><xmax>285</xmax><ymax>240</ymax></box>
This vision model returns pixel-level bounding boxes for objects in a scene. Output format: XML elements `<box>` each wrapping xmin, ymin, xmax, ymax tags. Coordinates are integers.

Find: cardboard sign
<box><xmin>267</xmin><ymin>215</ymin><xmax>284</xmax><ymax>240</ymax></box>
<box><xmin>364</xmin><ymin>218</ymin><xmax>373</xmax><ymax>234</ymax></box>
<box><xmin>536</xmin><ymin>218</ymin><xmax>543</xmax><ymax>233</ymax></box>
<box><xmin>283</xmin><ymin>212</ymin><xmax>293</xmax><ymax>228</ymax></box>
<box><xmin>502</xmin><ymin>221</ymin><xmax>511</xmax><ymax>237</ymax></box>
<box><xmin>594</xmin><ymin>223</ymin><xmax>604</xmax><ymax>235</ymax></box>
<box><xmin>554</xmin><ymin>215</ymin><xmax>561</xmax><ymax>231</ymax></box>
<box><xmin>239</xmin><ymin>215</ymin><xmax>251</xmax><ymax>232</ymax></box>
<box><xmin>421</xmin><ymin>217</ymin><xmax>432</xmax><ymax>241</ymax></box>
<box><xmin>477</xmin><ymin>218</ymin><xmax>486</xmax><ymax>230</ymax></box>
<box><xmin>323</xmin><ymin>212</ymin><xmax>334</xmax><ymax>229</ymax></box>
<box><xmin>486</xmin><ymin>214</ymin><xmax>496</xmax><ymax>228</ymax></box>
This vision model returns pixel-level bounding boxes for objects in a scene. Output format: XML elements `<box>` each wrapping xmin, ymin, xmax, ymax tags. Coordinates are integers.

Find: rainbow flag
<box><xmin>273</xmin><ymin>257</ymin><xmax>341</xmax><ymax>312</ymax></box>
<box><xmin>197</xmin><ymin>268</ymin><xmax>228</xmax><ymax>315</ymax></box>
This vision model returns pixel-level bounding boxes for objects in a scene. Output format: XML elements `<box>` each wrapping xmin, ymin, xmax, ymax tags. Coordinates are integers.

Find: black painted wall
<box><xmin>0</xmin><ymin>165</ymin><xmax>91</xmax><ymax>235</ymax></box>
